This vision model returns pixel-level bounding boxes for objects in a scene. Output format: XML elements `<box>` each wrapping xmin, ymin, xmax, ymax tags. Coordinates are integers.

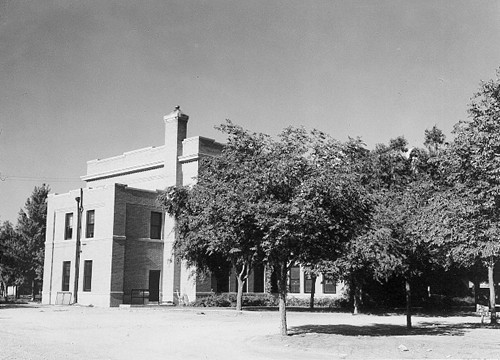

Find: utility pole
<box><xmin>73</xmin><ymin>188</ymin><xmax>83</xmax><ymax>304</ymax></box>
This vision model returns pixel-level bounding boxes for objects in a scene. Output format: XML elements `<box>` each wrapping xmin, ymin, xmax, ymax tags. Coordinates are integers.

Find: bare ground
<box><xmin>0</xmin><ymin>304</ymin><xmax>499</xmax><ymax>359</ymax></box>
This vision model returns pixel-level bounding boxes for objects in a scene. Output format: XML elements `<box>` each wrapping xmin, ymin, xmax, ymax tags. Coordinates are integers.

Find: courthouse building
<box><xmin>41</xmin><ymin>107</ymin><xmax>341</xmax><ymax>307</ymax></box>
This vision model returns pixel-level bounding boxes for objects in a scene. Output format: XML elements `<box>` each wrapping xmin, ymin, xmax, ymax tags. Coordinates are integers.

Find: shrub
<box><xmin>287</xmin><ymin>296</ymin><xmax>349</xmax><ymax>308</ymax></box>
<box><xmin>191</xmin><ymin>293</ymin><xmax>235</xmax><ymax>307</ymax></box>
<box><xmin>190</xmin><ymin>292</ymin><xmax>349</xmax><ymax>309</ymax></box>
<box><xmin>242</xmin><ymin>293</ymin><xmax>278</xmax><ymax>307</ymax></box>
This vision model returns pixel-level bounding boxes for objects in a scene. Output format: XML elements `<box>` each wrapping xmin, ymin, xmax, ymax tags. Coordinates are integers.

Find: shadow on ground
<box><xmin>0</xmin><ymin>302</ymin><xmax>39</xmax><ymax>309</ymax></box>
<box><xmin>245</xmin><ymin>307</ymin><xmax>481</xmax><ymax>318</ymax></box>
<box><xmin>289</xmin><ymin>321</ymin><xmax>495</xmax><ymax>337</ymax></box>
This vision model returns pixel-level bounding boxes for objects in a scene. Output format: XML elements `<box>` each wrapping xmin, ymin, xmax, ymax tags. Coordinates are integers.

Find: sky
<box><xmin>1</xmin><ymin>0</ymin><xmax>500</xmax><ymax>224</ymax></box>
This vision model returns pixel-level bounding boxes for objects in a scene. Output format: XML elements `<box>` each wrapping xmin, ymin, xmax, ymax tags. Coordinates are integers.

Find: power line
<box><xmin>0</xmin><ymin>173</ymin><xmax>82</xmax><ymax>183</ymax></box>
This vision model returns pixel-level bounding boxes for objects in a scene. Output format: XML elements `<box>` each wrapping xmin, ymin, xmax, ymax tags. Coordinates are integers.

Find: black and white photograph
<box><xmin>1</xmin><ymin>1</ymin><xmax>500</xmax><ymax>359</ymax></box>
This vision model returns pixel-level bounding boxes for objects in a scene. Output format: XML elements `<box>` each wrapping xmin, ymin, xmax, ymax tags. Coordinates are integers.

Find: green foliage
<box><xmin>189</xmin><ymin>293</ymin><xmax>350</xmax><ymax>309</ymax></box>
<box><xmin>424</xmin><ymin>125</ymin><xmax>446</xmax><ymax>154</ymax></box>
<box><xmin>436</xmin><ymin>69</ymin><xmax>500</xmax><ymax>263</ymax></box>
<box><xmin>0</xmin><ymin>185</ymin><xmax>49</xmax><ymax>298</ymax></box>
<box><xmin>0</xmin><ymin>221</ymin><xmax>20</xmax><ymax>291</ymax></box>
<box><xmin>286</xmin><ymin>296</ymin><xmax>349</xmax><ymax>309</ymax></box>
<box><xmin>159</xmin><ymin>121</ymin><xmax>372</xmax><ymax>333</ymax></box>
<box><xmin>14</xmin><ymin>184</ymin><xmax>50</xmax><ymax>282</ymax></box>
<box><xmin>191</xmin><ymin>293</ymin><xmax>235</xmax><ymax>307</ymax></box>
<box><xmin>190</xmin><ymin>293</ymin><xmax>279</xmax><ymax>307</ymax></box>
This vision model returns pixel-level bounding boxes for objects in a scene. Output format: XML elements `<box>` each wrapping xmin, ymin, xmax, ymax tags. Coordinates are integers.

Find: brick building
<box><xmin>41</xmin><ymin>107</ymin><xmax>342</xmax><ymax>307</ymax></box>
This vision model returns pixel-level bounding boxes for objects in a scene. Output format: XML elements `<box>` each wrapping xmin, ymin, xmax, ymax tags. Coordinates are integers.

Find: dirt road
<box><xmin>0</xmin><ymin>304</ymin><xmax>498</xmax><ymax>359</ymax></box>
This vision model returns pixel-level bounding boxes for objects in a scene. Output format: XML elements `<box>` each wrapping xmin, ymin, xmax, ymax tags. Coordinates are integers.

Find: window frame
<box><xmin>62</xmin><ymin>261</ymin><xmax>71</xmax><ymax>291</ymax></box>
<box><xmin>322</xmin><ymin>274</ymin><xmax>337</xmax><ymax>294</ymax></box>
<box><xmin>83</xmin><ymin>260</ymin><xmax>93</xmax><ymax>292</ymax></box>
<box><xmin>64</xmin><ymin>213</ymin><xmax>73</xmax><ymax>240</ymax></box>
<box><xmin>304</xmin><ymin>272</ymin><xmax>313</xmax><ymax>294</ymax></box>
<box><xmin>288</xmin><ymin>266</ymin><xmax>301</xmax><ymax>293</ymax></box>
<box><xmin>86</xmin><ymin>210</ymin><xmax>95</xmax><ymax>238</ymax></box>
<box><xmin>150</xmin><ymin>211</ymin><xmax>162</xmax><ymax>240</ymax></box>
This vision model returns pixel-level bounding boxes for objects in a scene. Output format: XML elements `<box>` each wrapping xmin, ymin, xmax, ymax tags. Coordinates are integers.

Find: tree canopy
<box><xmin>0</xmin><ymin>184</ymin><xmax>50</xmax><ymax>299</ymax></box>
<box><xmin>159</xmin><ymin>121</ymin><xmax>372</xmax><ymax>335</ymax></box>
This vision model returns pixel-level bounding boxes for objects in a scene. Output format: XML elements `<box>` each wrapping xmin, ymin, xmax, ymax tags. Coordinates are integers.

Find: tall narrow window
<box><xmin>304</xmin><ymin>272</ymin><xmax>313</xmax><ymax>293</ymax></box>
<box><xmin>62</xmin><ymin>261</ymin><xmax>71</xmax><ymax>291</ymax></box>
<box><xmin>83</xmin><ymin>260</ymin><xmax>93</xmax><ymax>292</ymax></box>
<box><xmin>86</xmin><ymin>210</ymin><xmax>95</xmax><ymax>238</ymax></box>
<box><xmin>150</xmin><ymin>212</ymin><xmax>162</xmax><ymax>239</ymax></box>
<box><xmin>289</xmin><ymin>266</ymin><xmax>300</xmax><ymax>293</ymax></box>
<box><xmin>323</xmin><ymin>274</ymin><xmax>336</xmax><ymax>294</ymax></box>
<box><xmin>64</xmin><ymin>213</ymin><xmax>73</xmax><ymax>240</ymax></box>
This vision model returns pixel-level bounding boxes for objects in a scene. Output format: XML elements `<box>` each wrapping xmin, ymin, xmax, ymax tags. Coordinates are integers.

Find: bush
<box><xmin>287</xmin><ymin>296</ymin><xmax>349</xmax><ymax>308</ymax></box>
<box><xmin>191</xmin><ymin>293</ymin><xmax>235</xmax><ymax>307</ymax></box>
<box><xmin>190</xmin><ymin>292</ymin><xmax>349</xmax><ymax>309</ymax></box>
<box><xmin>242</xmin><ymin>293</ymin><xmax>278</xmax><ymax>307</ymax></box>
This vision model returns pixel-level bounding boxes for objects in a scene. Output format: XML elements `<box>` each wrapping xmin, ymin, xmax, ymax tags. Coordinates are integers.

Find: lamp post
<box><xmin>73</xmin><ymin>188</ymin><xmax>83</xmax><ymax>304</ymax></box>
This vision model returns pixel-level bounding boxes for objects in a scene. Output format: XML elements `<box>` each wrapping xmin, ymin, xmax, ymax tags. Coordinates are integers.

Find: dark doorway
<box><xmin>148</xmin><ymin>270</ymin><xmax>161</xmax><ymax>302</ymax></box>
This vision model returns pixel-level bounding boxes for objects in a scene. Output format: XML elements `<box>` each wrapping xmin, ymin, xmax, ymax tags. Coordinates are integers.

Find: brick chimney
<box><xmin>163</xmin><ymin>106</ymin><xmax>189</xmax><ymax>186</ymax></box>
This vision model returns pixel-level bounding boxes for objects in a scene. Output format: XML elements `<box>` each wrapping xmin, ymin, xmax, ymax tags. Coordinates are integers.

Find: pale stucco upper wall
<box><xmin>81</xmin><ymin>136</ymin><xmax>223</xmax><ymax>190</ymax></box>
<box><xmin>179</xmin><ymin>136</ymin><xmax>224</xmax><ymax>163</ymax></box>
<box><xmin>82</xmin><ymin>145</ymin><xmax>167</xmax><ymax>183</ymax></box>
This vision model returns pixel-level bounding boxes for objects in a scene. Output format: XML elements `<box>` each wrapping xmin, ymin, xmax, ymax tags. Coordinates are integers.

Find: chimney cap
<box><xmin>164</xmin><ymin>105</ymin><xmax>189</xmax><ymax>122</ymax></box>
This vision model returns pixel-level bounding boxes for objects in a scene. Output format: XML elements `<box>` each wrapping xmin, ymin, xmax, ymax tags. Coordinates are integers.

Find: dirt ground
<box><xmin>0</xmin><ymin>304</ymin><xmax>499</xmax><ymax>360</ymax></box>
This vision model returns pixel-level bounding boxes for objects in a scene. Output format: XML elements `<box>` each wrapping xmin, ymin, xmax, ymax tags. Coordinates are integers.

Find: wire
<box><xmin>0</xmin><ymin>174</ymin><xmax>82</xmax><ymax>183</ymax></box>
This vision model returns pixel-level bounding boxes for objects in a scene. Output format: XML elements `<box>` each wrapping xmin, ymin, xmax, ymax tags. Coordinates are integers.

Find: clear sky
<box><xmin>1</xmin><ymin>0</ymin><xmax>500</xmax><ymax>224</ymax></box>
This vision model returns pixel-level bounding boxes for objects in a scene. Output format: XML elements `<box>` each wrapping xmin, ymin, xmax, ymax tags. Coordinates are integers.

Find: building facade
<box><xmin>42</xmin><ymin>107</ymin><xmax>343</xmax><ymax>307</ymax></box>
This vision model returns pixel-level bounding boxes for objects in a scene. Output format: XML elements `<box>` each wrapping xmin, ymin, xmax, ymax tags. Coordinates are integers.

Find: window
<box><xmin>62</xmin><ymin>261</ymin><xmax>71</xmax><ymax>291</ymax></box>
<box><xmin>289</xmin><ymin>266</ymin><xmax>300</xmax><ymax>293</ymax></box>
<box><xmin>64</xmin><ymin>213</ymin><xmax>73</xmax><ymax>240</ymax></box>
<box><xmin>323</xmin><ymin>274</ymin><xmax>336</xmax><ymax>294</ymax></box>
<box><xmin>304</xmin><ymin>272</ymin><xmax>313</xmax><ymax>293</ymax></box>
<box><xmin>86</xmin><ymin>210</ymin><xmax>95</xmax><ymax>238</ymax></box>
<box><xmin>83</xmin><ymin>260</ymin><xmax>93</xmax><ymax>292</ymax></box>
<box><xmin>150</xmin><ymin>212</ymin><xmax>162</xmax><ymax>239</ymax></box>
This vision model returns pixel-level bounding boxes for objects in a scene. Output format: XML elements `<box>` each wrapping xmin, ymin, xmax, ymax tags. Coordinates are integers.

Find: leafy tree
<box><xmin>160</xmin><ymin>122</ymin><xmax>372</xmax><ymax>335</ymax></box>
<box><xmin>159</xmin><ymin>124</ymin><xmax>267</xmax><ymax>311</ymax></box>
<box><xmin>252</xmin><ymin>127</ymin><xmax>371</xmax><ymax>335</ymax></box>
<box><xmin>337</xmin><ymin>133</ymin><xmax>447</xmax><ymax>328</ymax></box>
<box><xmin>432</xmin><ymin>70</ymin><xmax>500</xmax><ymax>323</ymax></box>
<box><xmin>13</xmin><ymin>184</ymin><xmax>50</xmax><ymax>300</ymax></box>
<box><xmin>424</xmin><ymin>125</ymin><xmax>446</xmax><ymax>155</ymax></box>
<box><xmin>0</xmin><ymin>221</ymin><xmax>19</xmax><ymax>298</ymax></box>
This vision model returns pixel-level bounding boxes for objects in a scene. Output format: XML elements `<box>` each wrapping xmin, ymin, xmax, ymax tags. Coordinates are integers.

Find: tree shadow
<box><xmin>244</xmin><ymin>306</ymin><xmax>352</xmax><ymax>313</ymax></box>
<box><xmin>0</xmin><ymin>302</ymin><xmax>40</xmax><ymax>309</ymax></box>
<box><xmin>289</xmin><ymin>321</ymin><xmax>492</xmax><ymax>337</ymax></box>
<box><xmin>361</xmin><ymin>308</ymin><xmax>480</xmax><ymax>318</ymax></box>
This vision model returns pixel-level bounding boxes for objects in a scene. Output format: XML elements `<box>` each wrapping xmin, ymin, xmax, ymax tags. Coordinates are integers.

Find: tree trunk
<box><xmin>488</xmin><ymin>260</ymin><xmax>496</xmax><ymax>324</ymax></box>
<box><xmin>473</xmin><ymin>276</ymin><xmax>480</xmax><ymax>306</ymax></box>
<box><xmin>264</xmin><ymin>265</ymin><xmax>273</xmax><ymax>294</ymax></box>
<box><xmin>236</xmin><ymin>276</ymin><xmax>245</xmax><ymax>311</ymax></box>
<box><xmin>235</xmin><ymin>264</ymin><xmax>248</xmax><ymax>311</ymax></box>
<box><xmin>31</xmin><ymin>278</ymin><xmax>36</xmax><ymax>302</ymax></box>
<box><xmin>277</xmin><ymin>263</ymin><xmax>288</xmax><ymax>336</ymax></box>
<box><xmin>353</xmin><ymin>285</ymin><xmax>359</xmax><ymax>315</ymax></box>
<box><xmin>405</xmin><ymin>278</ymin><xmax>412</xmax><ymax>329</ymax></box>
<box><xmin>309</xmin><ymin>273</ymin><xmax>316</xmax><ymax>309</ymax></box>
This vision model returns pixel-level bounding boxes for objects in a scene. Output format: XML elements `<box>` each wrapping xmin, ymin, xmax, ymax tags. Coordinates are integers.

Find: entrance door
<box><xmin>148</xmin><ymin>270</ymin><xmax>160</xmax><ymax>302</ymax></box>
